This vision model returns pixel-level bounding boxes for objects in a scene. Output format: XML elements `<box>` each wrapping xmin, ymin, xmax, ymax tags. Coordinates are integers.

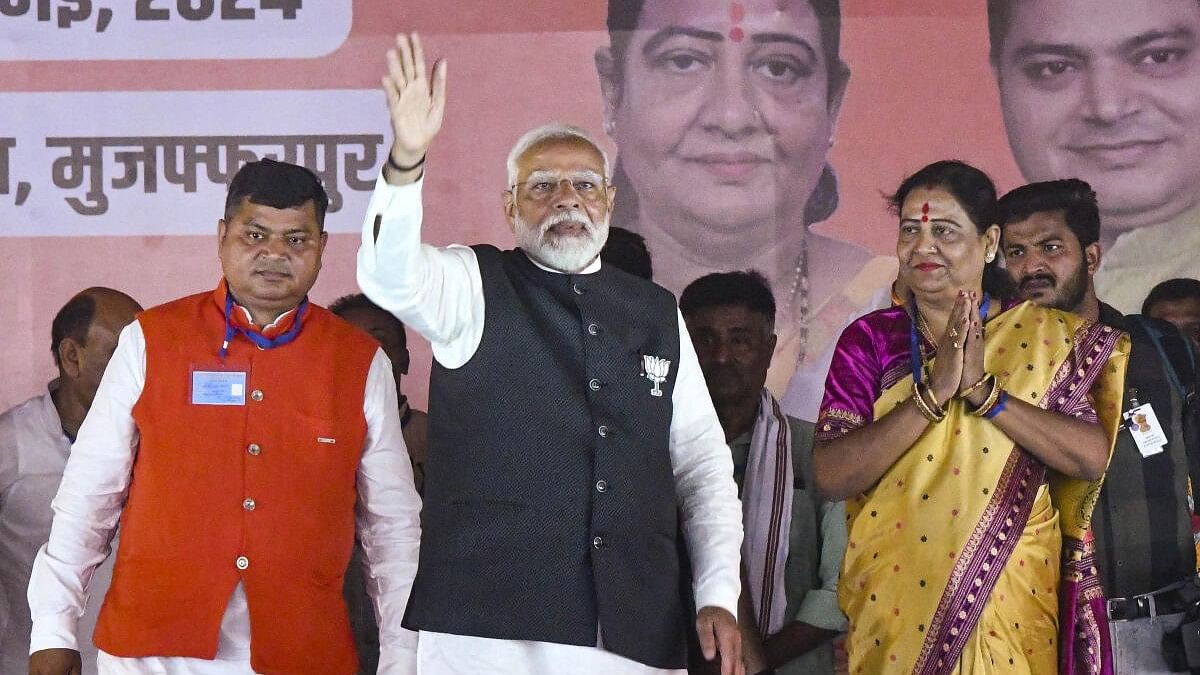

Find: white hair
<box><xmin>506</xmin><ymin>123</ymin><xmax>611</xmax><ymax>187</ymax></box>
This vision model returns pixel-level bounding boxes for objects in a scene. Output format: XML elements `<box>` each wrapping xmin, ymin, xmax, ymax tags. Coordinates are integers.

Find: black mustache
<box><xmin>1019</xmin><ymin>274</ymin><xmax>1055</xmax><ymax>288</ymax></box>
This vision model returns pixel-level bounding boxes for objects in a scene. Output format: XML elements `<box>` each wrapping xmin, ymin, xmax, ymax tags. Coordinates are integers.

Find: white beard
<box><xmin>515</xmin><ymin>209</ymin><xmax>610</xmax><ymax>273</ymax></box>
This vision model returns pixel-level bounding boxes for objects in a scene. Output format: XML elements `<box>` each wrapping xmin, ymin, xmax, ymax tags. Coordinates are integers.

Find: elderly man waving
<box><xmin>356</xmin><ymin>33</ymin><xmax>745</xmax><ymax>675</ymax></box>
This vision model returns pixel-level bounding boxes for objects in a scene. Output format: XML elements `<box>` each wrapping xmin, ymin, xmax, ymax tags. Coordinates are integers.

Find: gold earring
<box><xmin>985</xmin><ymin>250</ymin><xmax>996</xmax><ymax>263</ymax></box>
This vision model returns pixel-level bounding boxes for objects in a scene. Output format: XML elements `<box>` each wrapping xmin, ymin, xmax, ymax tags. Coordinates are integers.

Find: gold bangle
<box><xmin>920</xmin><ymin>381</ymin><xmax>946</xmax><ymax>417</ymax></box>
<box><xmin>912</xmin><ymin>389</ymin><xmax>938</xmax><ymax>423</ymax></box>
<box><xmin>961</xmin><ymin>373</ymin><xmax>994</xmax><ymax>400</ymax></box>
<box><xmin>912</xmin><ymin>381</ymin><xmax>946</xmax><ymax>423</ymax></box>
<box><xmin>911</xmin><ymin>381</ymin><xmax>935</xmax><ymax>422</ymax></box>
<box><xmin>969</xmin><ymin>376</ymin><xmax>1003</xmax><ymax>417</ymax></box>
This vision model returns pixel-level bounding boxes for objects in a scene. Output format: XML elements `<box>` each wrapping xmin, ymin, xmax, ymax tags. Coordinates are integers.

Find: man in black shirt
<box><xmin>998</xmin><ymin>178</ymin><xmax>1200</xmax><ymax>674</ymax></box>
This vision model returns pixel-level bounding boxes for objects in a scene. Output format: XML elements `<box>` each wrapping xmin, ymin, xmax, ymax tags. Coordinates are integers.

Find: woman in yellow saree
<box><xmin>814</xmin><ymin>161</ymin><xmax>1129</xmax><ymax>674</ymax></box>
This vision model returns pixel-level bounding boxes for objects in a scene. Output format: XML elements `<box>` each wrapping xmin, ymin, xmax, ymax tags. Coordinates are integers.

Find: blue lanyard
<box><xmin>220</xmin><ymin>293</ymin><xmax>308</xmax><ymax>359</ymax></box>
<box><xmin>909</xmin><ymin>294</ymin><xmax>990</xmax><ymax>385</ymax></box>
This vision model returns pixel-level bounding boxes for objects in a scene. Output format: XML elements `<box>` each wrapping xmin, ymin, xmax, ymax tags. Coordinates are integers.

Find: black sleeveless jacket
<box><xmin>404</xmin><ymin>246</ymin><xmax>687</xmax><ymax>668</ymax></box>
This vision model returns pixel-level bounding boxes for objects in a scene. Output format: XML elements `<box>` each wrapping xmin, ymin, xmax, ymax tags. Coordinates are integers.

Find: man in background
<box><xmin>600</xmin><ymin>226</ymin><xmax>654</xmax><ymax>280</ymax></box>
<box><xmin>998</xmin><ymin>179</ymin><xmax>1200</xmax><ymax>673</ymax></box>
<box><xmin>1144</xmin><ymin>278</ymin><xmax>1200</xmax><ymax>352</ymax></box>
<box><xmin>681</xmin><ymin>271</ymin><xmax>847</xmax><ymax>675</ymax></box>
<box><xmin>332</xmin><ymin>292</ymin><xmax>428</xmax><ymax>492</ymax></box>
<box><xmin>0</xmin><ymin>287</ymin><xmax>141</xmax><ymax>674</ymax></box>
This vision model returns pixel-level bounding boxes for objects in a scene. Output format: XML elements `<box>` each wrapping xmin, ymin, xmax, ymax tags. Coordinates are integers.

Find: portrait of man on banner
<box><xmin>989</xmin><ymin>0</ymin><xmax>1200</xmax><ymax>314</ymax></box>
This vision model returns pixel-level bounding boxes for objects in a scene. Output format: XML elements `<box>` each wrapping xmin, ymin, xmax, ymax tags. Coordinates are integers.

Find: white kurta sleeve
<box><xmin>357</xmin><ymin>348</ymin><xmax>423</xmax><ymax>674</ymax></box>
<box><xmin>27</xmin><ymin>322</ymin><xmax>145</xmax><ymax>653</ymax></box>
<box><xmin>356</xmin><ymin>173</ymin><xmax>486</xmax><ymax>369</ymax></box>
<box><xmin>667</xmin><ymin>311</ymin><xmax>743</xmax><ymax>618</ymax></box>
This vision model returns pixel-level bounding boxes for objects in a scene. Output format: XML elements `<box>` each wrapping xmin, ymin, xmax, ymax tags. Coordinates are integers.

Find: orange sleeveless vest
<box><xmin>94</xmin><ymin>282</ymin><xmax>379</xmax><ymax>675</ymax></box>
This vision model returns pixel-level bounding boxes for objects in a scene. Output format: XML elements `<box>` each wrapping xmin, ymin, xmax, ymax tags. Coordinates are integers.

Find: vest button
<box><xmin>243</xmin><ymin>498</ymin><xmax>256</xmax><ymax>511</ymax></box>
<box><xmin>247</xmin><ymin>443</ymin><xmax>261</xmax><ymax>456</ymax></box>
<box><xmin>595</xmin><ymin>479</ymin><xmax>608</xmax><ymax>492</ymax></box>
<box><xmin>573</xmin><ymin>282</ymin><xmax>584</xmax><ymax>295</ymax></box>
<box><xmin>592</xmin><ymin>536</ymin><xmax>604</xmax><ymax>549</ymax></box>
<box><xmin>250</xmin><ymin>389</ymin><xmax>264</xmax><ymax>402</ymax></box>
<box><xmin>235</xmin><ymin>556</ymin><xmax>249</xmax><ymax>570</ymax></box>
<box><xmin>588</xmin><ymin>378</ymin><xmax>601</xmax><ymax>391</ymax></box>
<box><xmin>597</xmin><ymin>425</ymin><xmax>609</xmax><ymax>437</ymax></box>
<box><xmin>587</xmin><ymin>323</ymin><xmax>599</xmax><ymax>336</ymax></box>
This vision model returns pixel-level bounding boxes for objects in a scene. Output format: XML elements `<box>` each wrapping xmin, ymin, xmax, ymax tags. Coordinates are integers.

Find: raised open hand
<box><xmin>383</xmin><ymin>33</ymin><xmax>447</xmax><ymax>178</ymax></box>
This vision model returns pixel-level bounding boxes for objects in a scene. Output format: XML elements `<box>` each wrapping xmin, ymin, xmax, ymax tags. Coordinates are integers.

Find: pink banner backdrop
<box><xmin>1</xmin><ymin>0</ymin><xmax>1029</xmax><ymax>411</ymax></box>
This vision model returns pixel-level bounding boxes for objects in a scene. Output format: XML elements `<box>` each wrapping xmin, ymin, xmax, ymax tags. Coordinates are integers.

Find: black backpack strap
<box><xmin>1132</xmin><ymin>315</ymin><xmax>1194</xmax><ymax>400</ymax></box>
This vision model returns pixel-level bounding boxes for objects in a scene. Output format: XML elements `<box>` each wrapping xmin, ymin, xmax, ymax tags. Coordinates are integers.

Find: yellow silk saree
<box><xmin>817</xmin><ymin>301</ymin><xmax>1129</xmax><ymax>674</ymax></box>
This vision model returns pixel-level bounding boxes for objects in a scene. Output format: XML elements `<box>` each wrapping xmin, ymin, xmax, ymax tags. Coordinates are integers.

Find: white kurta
<box><xmin>356</xmin><ymin>173</ymin><xmax>744</xmax><ymax>674</ymax></box>
<box><xmin>26</xmin><ymin>309</ymin><xmax>423</xmax><ymax>675</ymax></box>
<box><xmin>0</xmin><ymin>383</ymin><xmax>112</xmax><ymax>674</ymax></box>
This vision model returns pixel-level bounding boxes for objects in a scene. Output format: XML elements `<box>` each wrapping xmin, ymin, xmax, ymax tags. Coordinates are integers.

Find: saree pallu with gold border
<box><xmin>816</xmin><ymin>301</ymin><xmax>1129</xmax><ymax>674</ymax></box>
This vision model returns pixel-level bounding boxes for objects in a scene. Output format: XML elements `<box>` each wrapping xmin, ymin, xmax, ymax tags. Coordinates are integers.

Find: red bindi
<box><xmin>921</xmin><ymin>202</ymin><xmax>930</xmax><ymax>222</ymax></box>
<box><xmin>728</xmin><ymin>3</ymin><xmax>745</xmax><ymax>42</ymax></box>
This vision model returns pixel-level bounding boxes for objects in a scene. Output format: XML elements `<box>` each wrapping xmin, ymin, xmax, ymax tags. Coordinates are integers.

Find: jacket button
<box><xmin>250</xmin><ymin>389</ymin><xmax>264</xmax><ymax>402</ymax></box>
<box><xmin>588</xmin><ymin>378</ymin><xmax>601</xmax><ymax>391</ymax></box>
<box><xmin>573</xmin><ymin>282</ymin><xmax>584</xmax><ymax>295</ymax></box>
<box><xmin>235</xmin><ymin>556</ymin><xmax>249</xmax><ymax>570</ymax></box>
<box><xmin>243</xmin><ymin>498</ymin><xmax>256</xmax><ymax>511</ymax></box>
<box><xmin>592</xmin><ymin>536</ymin><xmax>604</xmax><ymax>549</ymax></box>
<box><xmin>597</xmin><ymin>425</ymin><xmax>609</xmax><ymax>437</ymax></box>
<box><xmin>587</xmin><ymin>323</ymin><xmax>599</xmax><ymax>336</ymax></box>
<box><xmin>247</xmin><ymin>443</ymin><xmax>261</xmax><ymax>456</ymax></box>
<box><xmin>595</xmin><ymin>479</ymin><xmax>608</xmax><ymax>493</ymax></box>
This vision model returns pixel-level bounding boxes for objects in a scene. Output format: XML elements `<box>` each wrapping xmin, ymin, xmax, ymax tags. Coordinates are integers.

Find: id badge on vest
<box><xmin>1124</xmin><ymin>402</ymin><xmax>1168</xmax><ymax>457</ymax></box>
<box><xmin>191</xmin><ymin>365</ymin><xmax>248</xmax><ymax>406</ymax></box>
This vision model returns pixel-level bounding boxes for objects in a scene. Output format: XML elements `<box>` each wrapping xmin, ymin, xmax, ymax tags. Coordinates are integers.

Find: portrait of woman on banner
<box><xmin>595</xmin><ymin>0</ymin><xmax>896</xmax><ymax>414</ymax></box>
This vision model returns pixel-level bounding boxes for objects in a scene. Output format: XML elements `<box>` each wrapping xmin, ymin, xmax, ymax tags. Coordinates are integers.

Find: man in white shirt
<box><xmin>357</xmin><ymin>33</ymin><xmax>744</xmax><ymax>675</ymax></box>
<box><xmin>680</xmin><ymin>271</ymin><xmax>848</xmax><ymax>675</ymax></box>
<box><xmin>1</xmin><ymin>287</ymin><xmax>140</xmax><ymax>674</ymax></box>
<box><xmin>27</xmin><ymin>159</ymin><xmax>422</xmax><ymax>675</ymax></box>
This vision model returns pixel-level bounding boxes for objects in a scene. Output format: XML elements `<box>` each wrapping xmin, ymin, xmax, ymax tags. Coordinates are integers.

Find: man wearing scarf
<box><xmin>27</xmin><ymin>159</ymin><xmax>422</xmax><ymax>675</ymax></box>
<box><xmin>681</xmin><ymin>271</ymin><xmax>848</xmax><ymax>675</ymax></box>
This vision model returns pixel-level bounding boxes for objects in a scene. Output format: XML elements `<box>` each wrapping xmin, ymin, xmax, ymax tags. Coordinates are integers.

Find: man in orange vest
<box><xmin>27</xmin><ymin>159</ymin><xmax>422</xmax><ymax>675</ymax></box>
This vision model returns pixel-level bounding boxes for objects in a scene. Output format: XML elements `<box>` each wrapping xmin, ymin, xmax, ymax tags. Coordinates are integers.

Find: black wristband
<box><xmin>386</xmin><ymin>153</ymin><xmax>425</xmax><ymax>173</ymax></box>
